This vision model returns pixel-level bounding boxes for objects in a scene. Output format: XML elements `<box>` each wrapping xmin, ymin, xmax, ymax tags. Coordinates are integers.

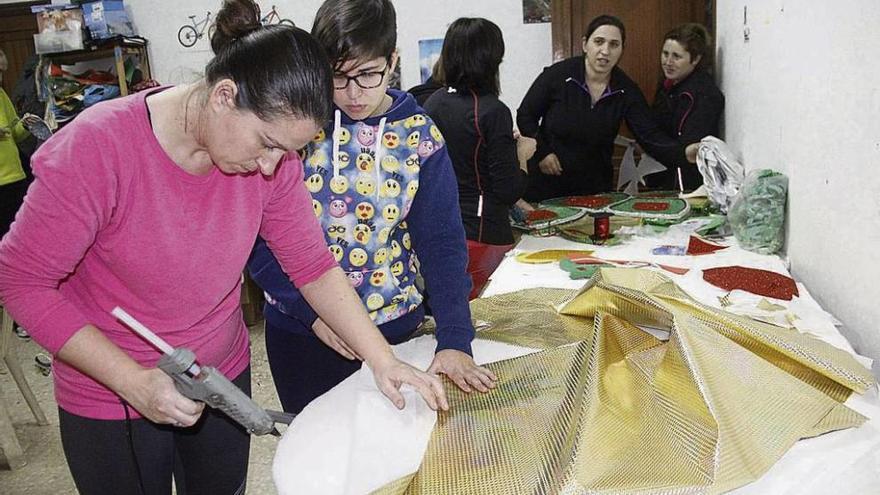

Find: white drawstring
<box><xmin>374</xmin><ymin>116</ymin><xmax>387</xmax><ymax>198</ymax></box>
<box><xmin>332</xmin><ymin>110</ymin><xmax>342</xmax><ymax>178</ymax></box>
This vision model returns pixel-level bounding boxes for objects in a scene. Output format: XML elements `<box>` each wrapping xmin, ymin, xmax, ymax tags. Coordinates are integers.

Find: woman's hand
<box><xmin>538</xmin><ymin>153</ymin><xmax>563</xmax><ymax>175</ymax></box>
<box><xmin>122</xmin><ymin>368</ymin><xmax>205</xmax><ymax>427</ymax></box>
<box><xmin>20</xmin><ymin>113</ymin><xmax>42</xmax><ymax>127</ymax></box>
<box><xmin>685</xmin><ymin>142</ymin><xmax>700</xmax><ymax>163</ymax></box>
<box><xmin>312</xmin><ymin>317</ymin><xmax>362</xmax><ymax>361</ymax></box>
<box><xmin>516</xmin><ymin>135</ymin><xmax>537</xmax><ymax>171</ymax></box>
<box><xmin>369</xmin><ymin>356</ymin><xmax>449</xmax><ymax>411</ymax></box>
<box><xmin>428</xmin><ymin>349</ymin><xmax>497</xmax><ymax>394</ymax></box>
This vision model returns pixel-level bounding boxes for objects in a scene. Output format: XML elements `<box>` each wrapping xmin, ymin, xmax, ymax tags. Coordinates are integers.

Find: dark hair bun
<box><xmin>211</xmin><ymin>0</ymin><xmax>262</xmax><ymax>54</ymax></box>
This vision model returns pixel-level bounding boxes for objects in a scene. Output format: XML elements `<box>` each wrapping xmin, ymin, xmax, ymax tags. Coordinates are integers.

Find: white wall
<box><xmin>716</xmin><ymin>0</ymin><xmax>880</xmax><ymax>365</ymax></box>
<box><xmin>126</xmin><ymin>0</ymin><xmax>552</xmax><ymax>112</ymax></box>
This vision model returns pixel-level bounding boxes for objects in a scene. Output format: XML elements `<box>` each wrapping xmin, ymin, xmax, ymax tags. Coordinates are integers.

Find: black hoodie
<box><xmin>517</xmin><ymin>56</ymin><xmax>687</xmax><ymax>201</ymax></box>
<box><xmin>647</xmin><ymin>68</ymin><xmax>725</xmax><ymax>190</ymax></box>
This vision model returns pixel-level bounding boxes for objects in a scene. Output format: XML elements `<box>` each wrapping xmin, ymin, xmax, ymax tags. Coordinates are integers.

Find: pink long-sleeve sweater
<box><xmin>0</xmin><ymin>89</ymin><xmax>336</xmax><ymax>419</ymax></box>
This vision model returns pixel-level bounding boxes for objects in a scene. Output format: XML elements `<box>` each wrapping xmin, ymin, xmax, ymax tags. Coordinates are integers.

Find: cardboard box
<box><xmin>33</xmin><ymin>5</ymin><xmax>84</xmax><ymax>34</ymax></box>
<box><xmin>31</xmin><ymin>5</ymin><xmax>85</xmax><ymax>53</ymax></box>
<box><xmin>34</xmin><ymin>30</ymin><xmax>84</xmax><ymax>54</ymax></box>
<box><xmin>81</xmin><ymin>1</ymin><xmax>135</xmax><ymax>39</ymax></box>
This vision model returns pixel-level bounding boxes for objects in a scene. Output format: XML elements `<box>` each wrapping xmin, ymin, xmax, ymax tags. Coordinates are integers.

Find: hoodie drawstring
<box><xmin>332</xmin><ymin>110</ymin><xmax>342</xmax><ymax>178</ymax></box>
<box><xmin>374</xmin><ymin>117</ymin><xmax>387</xmax><ymax>199</ymax></box>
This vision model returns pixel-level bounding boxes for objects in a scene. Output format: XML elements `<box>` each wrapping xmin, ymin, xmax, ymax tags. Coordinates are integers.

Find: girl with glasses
<box><xmin>249</xmin><ymin>0</ymin><xmax>497</xmax><ymax>416</ymax></box>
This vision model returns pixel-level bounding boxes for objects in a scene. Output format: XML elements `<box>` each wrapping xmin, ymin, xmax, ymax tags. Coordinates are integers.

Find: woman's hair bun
<box><xmin>211</xmin><ymin>0</ymin><xmax>262</xmax><ymax>54</ymax></box>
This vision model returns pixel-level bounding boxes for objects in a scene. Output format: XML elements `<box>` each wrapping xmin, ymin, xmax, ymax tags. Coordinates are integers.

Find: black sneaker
<box><xmin>14</xmin><ymin>326</ymin><xmax>30</xmax><ymax>340</ymax></box>
<box><xmin>34</xmin><ymin>353</ymin><xmax>51</xmax><ymax>376</ymax></box>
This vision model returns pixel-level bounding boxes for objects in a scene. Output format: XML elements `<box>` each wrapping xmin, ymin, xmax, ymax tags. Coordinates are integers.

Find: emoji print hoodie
<box><xmin>248</xmin><ymin>89</ymin><xmax>475</xmax><ymax>355</ymax></box>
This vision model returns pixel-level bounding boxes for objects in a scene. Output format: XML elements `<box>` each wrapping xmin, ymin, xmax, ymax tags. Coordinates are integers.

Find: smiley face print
<box><xmin>335</xmin><ymin>151</ymin><xmax>350</xmax><ymax>169</ymax></box>
<box><xmin>328</xmin><ymin>199</ymin><xmax>347</xmax><ymax>218</ymax></box>
<box><xmin>381</xmin><ymin>155</ymin><xmax>400</xmax><ymax>173</ymax></box>
<box><xmin>381</xmin><ymin>178</ymin><xmax>401</xmax><ymax>198</ymax></box>
<box><xmin>404</xmin><ymin>154</ymin><xmax>420</xmax><ymax>174</ymax></box>
<box><xmin>329</xmin><ymin>175</ymin><xmax>349</xmax><ymax>194</ymax></box>
<box><xmin>355</xmin><ymin>201</ymin><xmax>375</xmax><ymax>220</ymax></box>
<box><xmin>406</xmin><ymin>131</ymin><xmax>420</xmax><ymax>149</ymax></box>
<box><xmin>356</xmin><ymin>123</ymin><xmax>375</xmax><ymax>147</ymax></box>
<box><xmin>382</xmin><ymin>204</ymin><xmax>400</xmax><ymax>223</ymax></box>
<box><xmin>334</xmin><ymin>127</ymin><xmax>351</xmax><ymax>145</ymax></box>
<box><xmin>346</xmin><ymin>271</ymin><xmax>364</xmax><ymax>288</ymax></box>
<box><xmin>305</xmin><ymin>173</ymin><xmax>324</xmax><ymax>193</ymax></box>
<box><xmin>429</xmin><ymin>125</ymin><xmax>443</xmax><ymax>143</ymax></box>
<box><xmin>353</xmin><ymin>223</ymin><xmax>372</xmax><ymax>245</ymax></box>
<box><xmin>417</xmin><ymin>140</ymin><xmax>434</xmax><ymax>158</ymax></box>
<box><xmin>377</xmin><ymin>227</ymin><xmax>391</xmax><ymax>244</ymax></box>
<box><xmin>406</xmin><ymin>180</ymin><xmax>418</xmax><ymax>198</ymax></box>
<box><xmin>390</xmin><ymin>260</ymin><xmax>404</xmax><ymax>277</ymax></box>
<box><xmin>373</xmin><ymin>247</ymin><xmax>388</xmax><ymax>265</ymax></box>
<box><xmin>328</xmin><ymin>244</ymin><xmax>344</xmax><ymax>262</ymax></box>
<box><xmin>327</xmin><ymin>223</ymin><xmax>346</xmax><ymax>240</ymax></box>
<box><xmin>349</xmin><ymin>248</ymin><xmax>368</xmax><ymax>267</ymax></box>
<box><xmin>370</xmin><ymin>270</ymin><xmax>387</xmax><ymax>287</ymax></box>
<box><xmin>366</xmin><ymin>293</ymin><xmax>384</xmax><ymax>311</ymax></box>
<box><xmin>356</xmin><ymin>152</ymin><xmax>375</xmax><ymax>172</ymax></box>
<box><xmin>383</xmin><ymin>131</ymin><xmax>400</xmax><ymax>149</ymax></box>
<box><xmin>355</xmin><ymin>175</ymin><xmax>376</xmax><ymax>196</ymax></box>
<box><xmin>404</xmin><ymin>114</ymin><xmax>427</xmax><ymax>128</ymax></box>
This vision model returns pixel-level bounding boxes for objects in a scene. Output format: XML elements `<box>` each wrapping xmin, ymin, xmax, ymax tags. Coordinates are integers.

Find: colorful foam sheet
<box><xmin>609</xmin><ymin>196</ymin><xmax>691</xmax><ymax>220</ymax></box>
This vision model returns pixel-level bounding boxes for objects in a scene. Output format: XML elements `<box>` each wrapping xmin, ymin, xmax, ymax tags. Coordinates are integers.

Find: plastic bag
<box><xmin>727</xmin><ymin>169</ymin><xmax>788</xmax><ymax>254</ymax></box>
<box><xmin>696</xmin><ymin>136</ymin><xmax>745</xmax><ymax>213</ymax></box>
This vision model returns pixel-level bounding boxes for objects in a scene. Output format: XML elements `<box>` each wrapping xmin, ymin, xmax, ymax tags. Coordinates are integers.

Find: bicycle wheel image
<box><xmin>178</xmin><ymin>25</ymin><xmax>199</xmax><ymax>47</ymax></box>
<box><xmin>279</xmin><ymin>18</ymin><xmax>295</xmax><ymax>27</ymax></box>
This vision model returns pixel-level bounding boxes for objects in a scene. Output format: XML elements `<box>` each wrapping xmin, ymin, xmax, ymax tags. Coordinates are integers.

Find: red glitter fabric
<box><xmin>687</xmin><ymin>235</ymin><xmax>728</xmax><ymax>255</ymax></box>
<box><xmin>633</xmin><ymin>202</ymin><xmax>670</xmax><ymax>211</ymax></box>
<box><xmin>702</xmin><ymin>266</ymin><xmax>799</xmax><ymax>300</ymax></box>
<box><xmin>526</xmin><ymin>209</ymin><xmax>558</xmax><ymax>223</ymax></box>
<box><xmin>563</xmin><ymin>196</ymin><xmax>612</xmax><ymax>208</ymax></box>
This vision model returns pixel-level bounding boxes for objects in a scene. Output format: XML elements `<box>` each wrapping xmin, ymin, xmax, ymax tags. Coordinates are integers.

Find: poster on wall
<box><xmin>523</xmin><ymin>0</ymin><xmax>551</xmax><ymax>24</ymax></box>
<box><xmin>418</xmin><ymin>38</ymin><xmax>443</xmax><ymax>84</ymax></box>
<box><xmin>389</xmin><ymin>58</ymin><xmax>402</xmax><ymax>89</ymax></box>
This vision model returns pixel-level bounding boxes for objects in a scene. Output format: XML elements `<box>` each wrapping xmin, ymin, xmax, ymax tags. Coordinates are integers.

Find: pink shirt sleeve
<box><xmin>0</xmin><ymin>120</ymin><xmax>115</xmax><ymax>353</ymax></box>
<box><xmin>259</xmin><ymin>152</ymin><xmax>337</xmax><ymax>287</ymax></box>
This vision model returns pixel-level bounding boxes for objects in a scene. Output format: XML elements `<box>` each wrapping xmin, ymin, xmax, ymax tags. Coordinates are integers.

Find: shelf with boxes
<box><xmin>31</xmin><ymin>1</ymin><xmax>147</xmax><ymax>127</ymax></box>
<box><xmin>37</xmin><ymin>36</ymin><xmax>152</xmax><ymax>127</ymax></box>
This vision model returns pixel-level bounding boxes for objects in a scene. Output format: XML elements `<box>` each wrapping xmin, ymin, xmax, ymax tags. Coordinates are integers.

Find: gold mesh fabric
<box><xmin>373</xmin><ymin>268</ymin><xmax>873</xmax><ymax>494</ymax></box>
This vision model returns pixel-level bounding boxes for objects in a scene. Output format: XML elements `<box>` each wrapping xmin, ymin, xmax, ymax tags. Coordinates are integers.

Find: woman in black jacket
<box><xmin>425</xmin><ymin>17</ymin><xmax>526</xmax><ymax>299</ymax></box>
<box><xmin>517</xmin><ymin>15</ymin><xmax>697</xmax><ymax>201</ymax></box>
<box><xmin>647</xmin><ymin>23</ymin><xmax>724</xmax><ymax>191</ymax></box>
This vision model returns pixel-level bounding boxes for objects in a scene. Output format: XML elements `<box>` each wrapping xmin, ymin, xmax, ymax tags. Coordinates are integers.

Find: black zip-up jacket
<box><xmin>647</xmin><ymin>68</ymin><xmax>725</xmax><ymax>190</ymax></box>
<box><xmin>517</xmin><ymin>57</ymin><xmax>686</xmax><ymax>201</ymax></box>
<box><xmin>425</xmin><ymin>88</ymin><xmax>526</xmax><ymax>245</ymax></box>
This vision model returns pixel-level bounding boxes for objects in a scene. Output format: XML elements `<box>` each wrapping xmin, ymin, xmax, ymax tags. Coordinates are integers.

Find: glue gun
<box><xmin>112</xmin><ymin>307</ymin><xmax>295</xmax><ymax>436</ymax></box>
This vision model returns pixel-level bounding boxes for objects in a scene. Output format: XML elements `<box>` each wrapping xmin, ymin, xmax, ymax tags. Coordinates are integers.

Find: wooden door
<box><xmin>551</xmin><ymin>0</ymin><xmax>714</xmax><ymax>105</ymax></box>
<box><xmin>0</xmin><ymin>2</ymin><xmax>41</xmax><ymax>97</ymax></box>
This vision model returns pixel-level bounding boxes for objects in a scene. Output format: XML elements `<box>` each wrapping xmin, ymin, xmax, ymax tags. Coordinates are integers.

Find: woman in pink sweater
<box><xmin>0</xmin><ymin>1</ymin><xmax>446</xmax><ymax>493</ymax></box>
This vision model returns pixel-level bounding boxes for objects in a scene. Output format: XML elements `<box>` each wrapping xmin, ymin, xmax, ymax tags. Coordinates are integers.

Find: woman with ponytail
<box><xmin>424</xmin><ymin>17</ymin><xmax>527</xmax><ymax>299</ymax></box>
<box><xmin>0</xmin><ymin>1</ymin><xmax>447</xmax><ymax>492</ymax></box>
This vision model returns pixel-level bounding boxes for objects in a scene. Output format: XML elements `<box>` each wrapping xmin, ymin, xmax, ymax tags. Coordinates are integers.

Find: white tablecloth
<box><xmin>274</xmin><ymin>227</ymin><xmax>880</xmax><ymax>494</ymax></box>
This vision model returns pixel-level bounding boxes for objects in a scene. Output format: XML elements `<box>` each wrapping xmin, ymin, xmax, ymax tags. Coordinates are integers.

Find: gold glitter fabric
<box><xmin>373</xmin><ymin>268</ymin><xmax>873</xmax><ymax>495</ymax></box>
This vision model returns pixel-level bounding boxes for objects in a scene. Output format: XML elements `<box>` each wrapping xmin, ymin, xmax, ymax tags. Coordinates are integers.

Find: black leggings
<box><xmin>59</xmin><ymin>368</ymin><xmax>252</xmax><ymax>495</ymax></box>
<box><xmin>264</xmin><ymin>319</ymin><xmax>419</xmax><ymax>414</ymax></box>
<box><xmin>0</xmin><ymin>179</ymin><xmax>28</xmax><ymax>239</ymax></box>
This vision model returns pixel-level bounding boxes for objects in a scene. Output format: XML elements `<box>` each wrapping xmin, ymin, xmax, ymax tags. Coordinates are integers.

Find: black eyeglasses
<box><xmin>334</xmin><ymin>65</ymin><xmax>389</xmax><ymax>90</ymax></box>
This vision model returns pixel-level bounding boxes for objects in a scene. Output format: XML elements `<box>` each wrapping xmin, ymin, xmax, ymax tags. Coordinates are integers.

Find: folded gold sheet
<box><xmin>374</xmin><ymin>268</ymin><xmax>873</xmax><ymax>494</ymax></box>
